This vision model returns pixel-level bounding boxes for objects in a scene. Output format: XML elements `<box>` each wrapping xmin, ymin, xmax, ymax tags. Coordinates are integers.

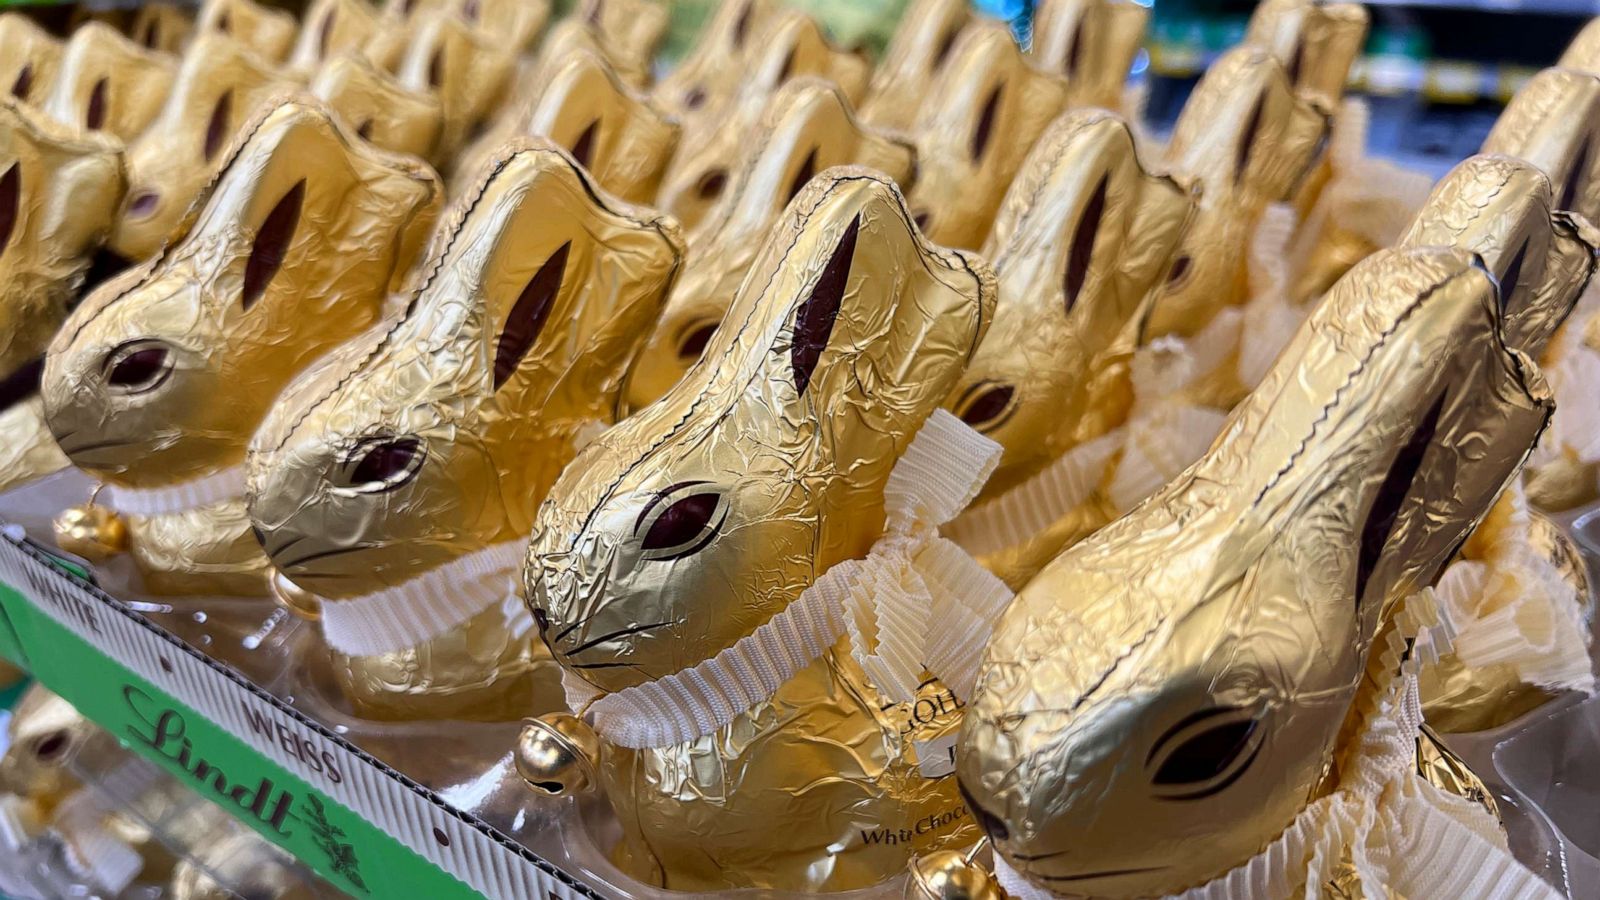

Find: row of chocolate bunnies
<box><xmin>4</xmin><ymin>0</ymin><xmax>1600</xmax><ymax>895</ymax></box>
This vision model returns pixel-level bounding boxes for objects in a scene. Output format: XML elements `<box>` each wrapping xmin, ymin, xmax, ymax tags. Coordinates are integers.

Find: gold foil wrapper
<box><xmin>1481</xmin><ymin>67</ymin><xmax>1600</xmax><ymax>226</ymax></box>
<box><xmin>44</xmin><ymin>96</ymin><xmax>442</xmax><ymax>594</ymax></box>
<box><xmin>0</xmin><ymin>685</ymin><xmax>93</xmax><ymax>814</ymax></box>
<box><xmin>1243</xmin><ymin>0</ymin><xmax>1368</xmax><ymax>111</ymax></box>
<box><xmin>248</xmin><ymin>138</ymin><xmax>676</xmax><ymax>720</ymax></box>
<box><xmin>1525</xmin><ymin>446</ymin><xmax>1600</xmax><ymax>511</ymax></box>
<box><xmin>130</xmin><ymin>4</ymin><xmax>194</xmax><ymax>56</ymax></box>
<box><xmin>903</xmin><ymin>20</ymin><xmax>1069</xmax><ymax>250</ymax></box>
<box><xmin>462</xmin><ymin>0</ymin><xmax>552</xmax><ymax>52</ymax></box>
<box><xmin>943</xmin><ymin>108</ymin><xmax>1193</xmax><ymax>501</ymax></box>
<box><xmin>42</xmin><ymin>23</ymin><xmax>177</xmax><ymax>143</ymax></box>
<box><xmin>1145</xmin><ymin>47</ymin><xmax>1330</xmax><ymax>338</ymax></box>
<box><xmin>310</xmin><ymin>54</ymin><xmax>443</xmax><ymax>160</ymax></box>
<box><xmin>0</xmin><ymin>14</ymin><xmax>63</xmax><ymax>108</ymax></box>
<box><xmin>110</xmin><ymin>34</ymin><xmax>297</xmax><ymax>263</ymax></box>
<box><xmin>1028</xmin><ymin>0</ymin><xmax>1150</xmax><ymax>111</ymax></box>
<box><xmin>858</xmin><ymin>0</ymin><xmax>973</xmax><ymax>134</ymax></box>
<box><xmin>577</xmin><ymin>0</ymin><xmax>669</xmax><ymax>81</ymax></box>
<box><xmin>526</xmin><ymin>169</ymin><xmax>995</xmax><ymax>890</ymax></box>
<box><xmin>395</xmin><ymin>11</ymin><xmax>516</xmax><ymax>161</ymax></box>
<box><xmin>196</xmin><ymin>0</ymin><xmax>297</xmax><ymax>62</ymax></box>
<box><xmin>656</xmin><ymin>0</ymin><xmax>778</xmax><ymax>125</ymax></box>
<box><xmin>287</xmin><ymin>0</ymin><xmax>388</xmax><ymax>75</ymax></box>
<box><xmin>623</xmin><ymin>77</ymin><xmax>916</xmax><ymax>411</ymax></box>
<box><xmin>961</xmin><ymin>246</ymin><xmax>1555</xmax><ymax>897</ymax></box>
<box><xmin>657</xmin><ymin>8</ymin><xmax>873</xmax><ymax>232</ymax></box>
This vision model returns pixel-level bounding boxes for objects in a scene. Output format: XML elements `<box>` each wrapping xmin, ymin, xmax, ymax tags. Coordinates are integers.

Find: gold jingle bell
<box><xmin>513</xmin><ymin>712</ymin><xmax>599</xmax><ymax>797</ymax></box>
<box><xmin>268</xmin><ymin>568</ymin><xmax>321</xmax><ymax>621</ymax></box>
<box><xmin>52</xmin><ymin>503</ymin><xmax>127</xmax><ymax>562</ymax></box>
<box><xmin>907</xmin><ymin>848</ymin><xmax>1005</xmax><ymax>900</ymax></box>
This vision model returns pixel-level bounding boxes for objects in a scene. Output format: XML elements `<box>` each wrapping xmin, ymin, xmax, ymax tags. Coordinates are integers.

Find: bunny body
<box><xmin>527</xmin><ymin>170</ymin><xmax>996</xmax><ymax>890</ymax></box>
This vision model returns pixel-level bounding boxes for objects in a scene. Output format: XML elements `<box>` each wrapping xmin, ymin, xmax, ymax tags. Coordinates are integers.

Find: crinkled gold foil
<box><xmin>0</xmin><ymin>14</ymin><xmax>62</xmax><ymax>108</ymax></box>
<box><xmin>657</xmin><ymin>8</ymin><xmax>873</xmax><ymax>232</ymax></box>
<box><xmin>1028</xmin><ymin>0</ymin><xmax>1149</xmax><ymax>111</ymax></box>
<box><xmin>109</xmin><ymin>34</ymin><xmax>296</xmax><ymax>263</ymax></box>
<box><xmin>576</xmin><ymin>0</ymin><xmax>668</xmax><ymax>82</ymax></box>
<box><xmin>942</xmin><ymin>109</ymin><xmax>1193</xmax><ymax>502</ymax></box>
<box><xmin>903</xmin><ymin>20</ymin><xmax>1069</xmax><ymax>250</ymax></box>
<box><xmin>42</xmin><ymin>23</ymin><xmax>176</xmax><ymax>143</ymax></box>
<box><xmin>310</xmin><ymin>53</ymin><xmax>443</xmax><ymax>160</ymax></box>
<box><xmin>858</xmin><ymin>0</ymin><xmax>972</xmax><ymax>134</ymax></box>
<box><xmin>623</xmin><ymin>77</ymin><xmax>916</xmax><ymax>411</ymax></box>
<box><xmin>247</xmin><ymin>138</ymin><xmax>681</xmax><ymax>720</ymax></box>
<box><xmin>461</xmin><ymin>0</ymin><xmax>552</xmax><ymax>52</ymax></box>
<box><xmin>1481</xmin><ymin>67</ymin><xmax>1600</xmax><ymax>225</ymax></box>
<box><xmin>287</xmin><ymin>0</ymin><xmax>388</xmax><ymax>76</ymax></box>
<box><xmin>526</xmin><ymin>169</ymin><xmax>995</xmax><ymax>890</ymax></box>
<box><xmin>196</xmin><ymin>0</ymin><xmax>297</xmax><ymax>62</ymax></box>
<box><xmin>1145</xmin><ymin>47</ymin><xmax>1330</xmax><ymax>338</ymax></box>
<box><xmin>395</xmin><ymin>10</ymin><xmax>516</xmax><ymax>162</ymax></box>
<box><xmin>0</xmin><ymin>685</ymin><xmax>93</xmax><ymax>814</ymax></box>
<box><xmin>961</xmin><ymin>246</ymin><xmax>1556</xmax><ymax>897</ymax></box>
<box><xmin>43</xmin><ymin>96</ymin><xmax>442</xmax><ymax>595</ymax></box>
<box><xmin>1243</xmin><ymin>0</ymin><xmax>1367</xmax><ymax>112</ymax></box>
<box><xmin>656</xmin><ymin>0</ymin><xmax>777</xmax><ymax>128</ymax></box>
<box><xmin>1560</xmin><ymin>16</ymin><xmax>1600</xmax><ymax>72</ymax></box>
<box><xmin>129</xmin><ymin>4</ymin><xmax>195</xmax><ymax>56</ymax></box>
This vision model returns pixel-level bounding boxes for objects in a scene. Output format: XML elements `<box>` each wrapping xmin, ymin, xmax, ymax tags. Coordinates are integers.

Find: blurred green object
<box><xmin>663</xmin><ymin>0</ymin><xmax>910</xmax><ymax>59</ymax></box>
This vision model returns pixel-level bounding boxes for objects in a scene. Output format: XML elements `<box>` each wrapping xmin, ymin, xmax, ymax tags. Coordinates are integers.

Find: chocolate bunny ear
<box><xmin>656</xmin><ymin>0</ymin><xmax>777</xmax><ymax>122</ymax></box>
<box><xmin>576</xmin><ymin>0</ymin><xmax>669</xmax><ymax>80</ymax></box>
<box><xmin>196</xmin><ymin>0</ymin><xmax>297</xmax><ymax>62</ymax></box>
<box><xmin>962</xmin><ymin>246</ymin><xmax>1551</xmax><ymax>896</ymax></box>
<box><xmin>1482</xmin><ymin>67</ymin><xmax>1600</xmax><ymax>225</ymax></box>
<box><xmin>1400</xmin><ymin>155</ymin><xmax>1599</xmax><ymax>357</ymax></box>
<box><xmin>625</xmin><ymin>79</ymin><xmax>916</xmax><ymax>411</ymax></box>
<box><xmin>110</xmin><ymin>35</ymin><xmax>296</xmax><ymax>262</ymax></box>
<box><xmin>1243</xmin><ymin>0</ymin><xmax>1368</xmax><ymax>109</ymax></box>
<box><xmin>1146</xmin><ymin>47</ymin><xmax>1329</xmax><ymax>338</ymax></box>
<box><xmin>42</xmin><ymin>23</ymin><xmax>176</xmax><ymax>142</ymax></box>
<box><xmin>1560</xmin><ymin>17</ymin><xmax>1600</xmax><ymax>72</ymax></box>
<box><xmin>658</xmin><ymin>9</ymin><xmax>872</xmax><ymax>232</ymax></box>
<box><xmin>0</xmin><ymin>14</ymin><xmax>62</xmax><ymax>105</ymax></box>
<box><xmin>287</xmin><ymin>0</ymin><xmax>387</xmax><ymax>75</ymax></box>
<box><xmin>310</xmin><ymin>54</ymin><xmax>443</xmax><ymax>160</ymax></box>
<box><xmin>395</xmin><ymin>11</ymin><xmax>515</xmax><ymax>160</ymax></box>
<box><xmin>904</xmin><ymin>20</ymin><xmax>1070</xmax><ymax>250</ymax></box>
<box><xmin>945</xmin><ymin>109</ymin><xmax>1193</xmax><ymax>499</ymax></box>
<box><xmin>1028</xmin><ymin>0</ymin><xmax>1149</xmax><ymax>110</ymax></box>
<box><xmin>130</xmin><ymin>4</ymin><xmax>194</xmax><ymax>55</ymax></box>
<box><xmin>858</xmin><ymin>0</ymin><xmax>974</xmax><ymax>133</ymax></box>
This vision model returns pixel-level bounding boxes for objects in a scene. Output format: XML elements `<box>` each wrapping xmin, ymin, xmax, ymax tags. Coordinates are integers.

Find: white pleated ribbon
<box><xmin>95</xmin><ymin>464</ymin><xmax>248</xmax><ymax>516</ymax></box>
<box><xmin>51</xmin><ymin>789</ymin><xmax>144</xmax><ymax>895</ymax></box>
<box><xmin>573</xmin><ymin>410</ymin><xmax>1016</xmax><ymax>749</ymax></box>
<box><xmin>319</xmin><ymin>540</ymin><xmax>534</xmax><ymax>657</ymax></box>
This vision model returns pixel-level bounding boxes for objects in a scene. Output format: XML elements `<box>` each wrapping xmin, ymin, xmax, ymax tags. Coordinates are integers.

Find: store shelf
<box><xmin>1362</xmin><ymin>0</ymin><xmax>1598</xmax><ymax>13</ymax></box>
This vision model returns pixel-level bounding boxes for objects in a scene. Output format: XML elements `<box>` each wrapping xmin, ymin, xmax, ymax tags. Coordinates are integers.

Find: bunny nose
<box><xmin>126</xmin><ymin>190</ymin><xmax>160</xmax><ymax>219</ymax></box>
<box><xmin>102</xmin><ymin>340</ymin><xmax>173</xmax><ymax>393</ymax></box>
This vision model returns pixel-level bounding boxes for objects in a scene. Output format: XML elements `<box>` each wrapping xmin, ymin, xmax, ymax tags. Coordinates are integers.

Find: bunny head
<box><xmin>287</xmin><ymin>0</ymin><xmax>388</xmax><ymax>75</ymax></box>
<box><xmin>196</xmin><ymin>0</ymin><xmax>297</xmax><ymax>62</ymax></box>
<box><xmin>310</xmin><ymin>54</ymin><xmax>443</xmax><ymax>161</ymax></box>
<box><xmin>0</xmin><ymin>97</ymin><xmax>125</xmax><ymax>405</ymax></box>
<box><xmin>395</xmin><ymin>11</ymin><xmax>516</xmax><ymax>160</ymax></box>
<box><xmin>109</xmin><ymin>35</ymin><xmax>296</xmax><ymax>263</ymax></box>
<box><xmin>944</xmin><ymin>110</ymin><xmax>1193</xmax><ymax>501</ymax></box>
<box><xmin>657</xmin><ymin>8</ymin><xmax>873</xmax><ymax>231</ymax></box>
<box><xmin>130</xmin><ymin>4</ymin><xmax>195</xmax><ymax>55</ymax></box>
<box><xmin>458</xmin><ymin>0</ymin><xmax>551</xmax><ymax>52</ymax></box>
<box><xmin>1399</xmin><ymin>155</ymin><xmax>1598</xmax><ymax>357</ymax></box>
<box><xmin>655</xmin><ymin>0</ymin><xmax>776</xmax><ymax>124</ymax></box>
<box><xmin>0</xmin><ymin>14</ymin><xmax>62</xmax><ymax>107</ymax></box>
<box><xmin>1242</xmin><ymin>0</ymin><xmax>1368</xmax><ymax>109</ymax></box>
<box><xmin>1027</xmin><ymin>0</ymin><xmax>1150</xmax><ymax>110</ymax></box>
<box><xmin>857</xmin><ymin>0</ymin><xmax>973</xmax><ymax>133</ymax></box>
<box><xmin>622</xmin><ymin>77</ymin><xmax>916</xmax><ymax>411</ymax></box>
<box><xmin>960</xmin><ymin>246</ymin><xmax>1557</xmax><ymax>896</ymax></box>
<box><xmin>576</xmin><ymin>0</ymin><xmax>669</xmax><ymax>79</ymax></box>
<box><xmin>903</xmin><ymin>20</ymin><xmax>1070</xmax><ymax>250</ymax></box>
<box><xmin>1481</xmin><ymin>67</ymin><xmax>1600</xmax><ymax>226</ymax></box>
<box><xmin>526</xmin><ymin>169</ymin><xmax>995</xmax><ymax>693</ymax></box>
<box><xmin>1145</xmin><ymin>47</ymin><xmax>1329</xmax><ymax>338</ymax></box>
<box><xmin>44</xmin><ymin>96</ymin><xmax>442</xmax><ymax>489</ymax></box>
<box><xmin>247</xmin><ymin>139</ymin><xmax>682</xmax><ymax>600</ymax></box>
<box><xmin>41</xmin><ymin>23</ymin><xmax>177</xmax><ymax>143</ymax></box>
<box><xmin>0</xmin><ymin>686</ymin><xmax>95</xmax><ymax>813</ymax></box>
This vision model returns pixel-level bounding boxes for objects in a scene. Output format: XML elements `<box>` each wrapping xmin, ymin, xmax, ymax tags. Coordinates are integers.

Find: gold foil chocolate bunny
<box><xmin>525</xmin><ymin>169</ymin><xmax>996</xmax><ymax>892</ymax></box>
<box><xmin>0</xmin><ymin>686</ymin><xmax>98</xmax><ymax>815</ymax></box>
<box><xmin>902</xmin><ymin>19</ymin><xmax>1070</xmax><ymax>250</ymax></box>
<box><xmin>959</xmin><ymin>246</ymin><xmax>1558</xmax><ymax>897</ymax></box>
<box><xmin>41</xmin><ymin>23</ymin><xmax>177</xmax><ymax>142</ymax></box>
<box><xmin>1027</xmin><ymin>0</ymin><xmax>1149</xmax><ymax>111</ymax></box>
<box><xmin>857</xmin><ymin>0</ymin><xmax>973</xmax><ymax>133</ymax></box>
<box><xmin>1242</xmin><ymin>0</ymin><xmax>1368</xmax><ymax>113</ymax></box>
<box><xmin>310</xmin><ymin>54</ymin><xmax>442</xmax><ymax>160</ymax></box>
<box><xmin>576</xmin><ymin>0</ymin><xmax>669</xmax><ymax>80</ymax></box>
<box><xmin>0</xmin><ymin>14</ymin><xmax>63</xmax><ymax>106</ymax></box>
<box><xmin>0</xmin><ymin>97</ymin><xmax>125</xmax><ymax>496</ymax></box>
<box><xmin>656</xmin><ymin>8</ymin><xmax>873</xmax><ymax>231</ymax></box>
<box><xmin>246</xmin><ymin>139</ymin><xmax>682</xmax><ymax>722</ymax></box>
<box><xmin>109</xmin><ymin>34</ymin><xmax>296</xmax><ymax>263</ymax></box>
<box><xmin>1481</xmin><ymin>67</ymin><xmax>1600</xmax><ymax>225</ymax></box>
<box><xmin>196</xmin><ymin>0</ymin><xmax>297</xmax><ymax>62</ymax></box>
<box><xmin>622</xmin><ymin>77</ymin><xmax>916</xmax><ymax>410</ymax></box>
<box><xmin>43</xmin><ymin>96</ymin><xmax>442</xmax><ymax>597</ymax></box>
<box><xmin>458</xmin><ymin>0</ymin><xmax>551</xmax><ymax>52</ymax></box>
<box><xmin>286</xmin><ymin>0</ymin><xmax>389</xmax><ymax>75</ymax></box>
<box><xmin>130</xmin><ymin>3</ymin><xmax>195</xmax><ymax>55</ymax></box>
<box><xmin>654</xmin><ymin>0</ymin><xmax>776</xmax><ymax>127</ymax></box>
<box><xmin>395</xmin><ymin>10</ymin><xmax>516</xmax><ymax>162</ymax></box>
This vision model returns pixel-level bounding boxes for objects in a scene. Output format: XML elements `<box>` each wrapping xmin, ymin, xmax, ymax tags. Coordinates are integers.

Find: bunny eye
<box><xmin>1147</xmin><ymin>706</ymin><xmax>1263</xmax><ymax>799</ymax></box>
<box><xmin>242</xmin><ymin>180</ymin><xmax>306</xmax><ymax>311</ymax></box>
<box><xmin>732</xmin><ymin>1</ymin><xmax>754</xmax><ymax>47</ymax></box>
<box><xmin>775</xmin><ymin>46</ymin><xmax>797</xmax><ymax>83</ymax></box>
<box><xmin>1560</xmin><ymin>133</ymin><xmax>1592</xmax><ymax>213</ymax></box>
<box><xmin>569</xmin><ymin>119</ymin><xmax>601</xmax><ymax>169</ymax></box>
<box><xmin>341</xmin><ymin>436</ymin><xmax>425</xmax><ymax>493</ymax></box>
<box><xmin>428</xmin><ymin>46</ymin><xmax>446</xmax><ymax>89</ymax></box>
<box><xmin>0</xmin><ymin>163</ymin><xmax>19</xmax><ymax>264</ymax></box>
<box><xmin>634</xmin><ymin>481</ymin><xmax>728</xmax><ymax>561</ymax></box>
<box><xmin>970</xmin><ymin>84</ymin><xmax>1003</xmax><ymax>162</ymax></box>
<box><xmin>104</xmin><ymin>340</ymin><xmax>173</xmax><ymax>393</ymax></box>
<box><xmin>1355</xmin><ymin>393</ymin><xmax>1446</xmax><ymax>607</ymax></box>
<box><xmin>494</xmin><ymin>242</ymin><xmax>570</xmax><ymax>390</ymax></box>
<box><xmin>786</xmin><ymin>147</ymin><xmax>819</xmax><ymax>207</ymax></box>
<box><xmin>30</xmin><ymin>729</ymin><xmax>71</xmax><ymax>764</ymax></box>
<box><xmin>1064</xmin><ymin>174</ymin><xmax>1108</xmax><ymax>314</ymax></box>
<box><xmin>933</xmin><ymin>26</ymin><xmax>961</xmax><ymax>70</ymax></box>
<box><xmin>1063</xmin><ymin>16</ymin><xmax>1086</xmax><ymax>77</ymax></box>
<box><xmin>1164</xmin><ymin>254</ymin><xmax>1193</xmax><ymax>291</ymax></box>
<box><xmin>356</xmin><ymin>119</ymin><xmax>375</xmax><ymax>141</ymax></box>
<box><xmin>10</xmin><ymin>64</ymin><xmax>33</xmax><ymax>101</ymax></box>
<box><xmin>141</xmin><ymin>19</ymin><xmax>161</xmax><ymax>48</ymax></box>
<box><xmin>682</xmin><ymin>85</ymin><xmax>707</xmax><ymax>109</ymax></box>
<box><xmin>677</xmin><ymin>321</ymin><xmax>718</xmax><ymax>362</ymax></box>
<box><xmin>462</xmin><ymin>0</ymin><xmax>480</xmax><ymax>22</ymax></box>
<box><xmin>203</xmin><ymin>89</ymin><xmax>234</xmax><ymax>162</ymax></box>
<box><xmin>956</xmin><ymin>383</ymin><xmax>1016</xmax><ymax>431</ymax></box>
<box><xmin>85</xmin><ymin>78</ymin><xmax>109</xmax><ymax>131</ymax></box>
<box><xmin>215</xmin><ymin>10</ymin><xmax>231</xmax><ymax>33</ymax></box>
<box><xmin>790</xmin><ymin>214</ymin><xmax>860</xmax><ymax>396</ymax></box>
<box><xmin>1496</xmin><ymin>239</ymin><xmax>1529</xmax><ymax>316</ymax></box>
<box><xmin>696</xmin><ymin>168</ymin><xmax>729</xmax><ymax>200</ymax></box>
